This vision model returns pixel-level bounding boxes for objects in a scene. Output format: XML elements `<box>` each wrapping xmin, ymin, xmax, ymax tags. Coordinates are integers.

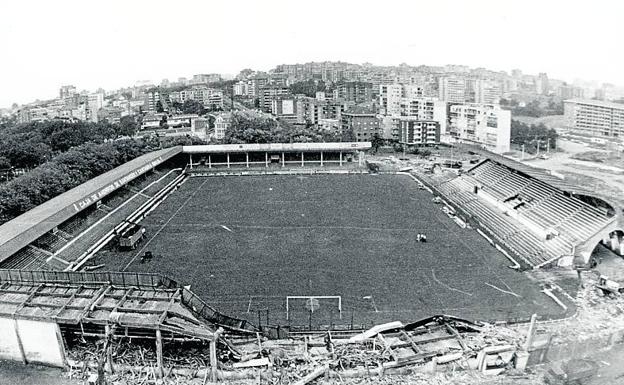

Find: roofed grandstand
<box><xmin>425</xmin><ymin>157</ymin><xmax>619</xmax><ymax>269</ymax></box>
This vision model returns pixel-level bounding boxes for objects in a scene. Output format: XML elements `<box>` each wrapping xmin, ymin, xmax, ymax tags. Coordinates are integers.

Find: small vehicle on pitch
<box><xmin>118</xmin><ymin>223</ymin><xmax>146</xmax><ymax>250</ymax></box>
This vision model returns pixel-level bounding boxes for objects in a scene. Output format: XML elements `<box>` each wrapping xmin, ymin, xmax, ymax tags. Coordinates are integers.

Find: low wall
<box><xmin>528</xmin><ymin>328</ymin><xmax>624</xmax><ymax>366</ymax></box>
<box><xmin>0</xmin><ymin>317</ymin><xmax>66</xmax><ymax>367</ymax></box>
<box><xmin>0</xmin><ymin>318</ymin><xmax>23</xmax><ymax>362</ymax></box>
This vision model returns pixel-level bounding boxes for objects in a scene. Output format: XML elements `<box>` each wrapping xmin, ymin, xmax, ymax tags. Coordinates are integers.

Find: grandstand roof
<box><xmin>182</xmin><ymin>142</ymin><xmax>372</xmax><ymax>154</ymax></box>
<box><xmin>0</xmin><ymin>147</ymin><xmax>183</xmax><ymax>262</ymax></box>
<box><xmin>0</xmin><ymin>271</ymin><xmax>214</xmax><ymax>340</ymax></box>
<box><xmin>469</xmin><ymin>148</ymin><xmax>593</xmax><ymax>195</ymax></box>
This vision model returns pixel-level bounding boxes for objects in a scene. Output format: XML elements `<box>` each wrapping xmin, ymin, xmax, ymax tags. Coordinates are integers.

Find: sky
<box><xmin>0</xmin><ymin>0</ymin><xmax>622</xmax><ymax>107</ymax></box>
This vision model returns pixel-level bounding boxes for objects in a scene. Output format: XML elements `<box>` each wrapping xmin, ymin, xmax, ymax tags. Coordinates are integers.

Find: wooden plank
<box><xmin>156</xmin><ymin>329</ymin><xmax>164</xmax><ymax>378</ymax></box>
<box><xmin>54</xmin><ymin>285</ymin><xmax>82</xmax><ymax>320</ymax></box>
<box><xmin>445</xmin><ymin>324</ymin><xmax>468</xmax><ymax>351</ymax></box>
<box><xmin>79</xmin><ymin>285</ymin><xmax>110</xmax><ymax>320</ymax></box>
<box><xmin>55</xmin><ymin>323</ymin><xmax>68</xmax><ymax>368</ymax></box>
<box><xmin>13</xmin><ymin>319</ymin><xmax>27</xmax><ymax>364</ymax></box>
<box><xmin>13</xmin><ymin>283</ymin><xmax>45</xmax><ymax>316</ymax></box>
<box><xmin>400</xmin><ymin>330</ymin><xmax>420</xmax><ymax>353</ymax></box>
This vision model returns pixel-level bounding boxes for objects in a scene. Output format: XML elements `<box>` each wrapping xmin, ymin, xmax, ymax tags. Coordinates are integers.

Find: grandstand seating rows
<box><xmin>468</xmin><ymin>161</ymin><xmax>611</xmax><ymax>244</ymax></box>
<box><xmin>0</xmin><ymin>169</ymin><xmax>180</xmax><ymax>271</ymax></box>
<box><xmin>1</xmin><ymin>245</ymin><xmax>52</xmax><ymax>270</ymax></box>
<box><xmin>429</xmin><ymin>160</ymin><xmax>613</xmax><ymax>268</ymax></box>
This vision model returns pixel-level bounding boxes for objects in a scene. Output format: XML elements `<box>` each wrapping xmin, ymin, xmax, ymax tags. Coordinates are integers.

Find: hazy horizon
<box><xmin>1</xmin><ymin>0</ymin><xmax>622</xmax><ymax>107</ymax></box>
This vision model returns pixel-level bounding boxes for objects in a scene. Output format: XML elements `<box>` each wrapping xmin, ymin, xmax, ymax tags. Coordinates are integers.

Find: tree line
<box><xmin>501</xmin><ymin>98</ymin><xmax>564</xmax><ymax>117</ymax></box>
<box><xmin>222</xmin><ymin>112</ymin><xmax>353</xmax><ymax>144</ymax></box>
<box><xmin>510</xmin><ymin>120</ymin><xmax>558</xmax><ymax>153</ymax></box>
<box><xmin>0</xmin><ymin>138</ymin><xmax>156</xmax><ymax>225</ymax></box>
<box><xmin>0</xmin><ymin>120</ymin><xmax>138</xmax><ymax>170</ymax></box>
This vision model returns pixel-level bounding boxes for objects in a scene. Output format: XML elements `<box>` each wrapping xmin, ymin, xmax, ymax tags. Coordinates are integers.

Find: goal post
<box><xmin>286</xmin><ymin>296</ymin><xmax>342</xmax><ymax>321</ymax></box>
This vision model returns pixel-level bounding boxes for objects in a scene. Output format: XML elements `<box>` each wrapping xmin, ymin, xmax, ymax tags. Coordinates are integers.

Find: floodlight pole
<box><xmin>547</xmin><ymin>138</ymin><xmax>551</xmax><ymax>153</ymax></box>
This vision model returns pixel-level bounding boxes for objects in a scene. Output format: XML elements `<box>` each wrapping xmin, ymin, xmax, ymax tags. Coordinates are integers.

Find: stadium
<box><xmin>0</xmin><ymin>141</ymin><xmax>622</xmax><ymax>378</ymax></box>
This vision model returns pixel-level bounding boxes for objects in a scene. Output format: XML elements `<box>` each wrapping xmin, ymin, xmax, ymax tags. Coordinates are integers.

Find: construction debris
<box><xmin>56</xmin><ymin>271</ymin><xmax>624</xmax><ymax>385</ymax></box>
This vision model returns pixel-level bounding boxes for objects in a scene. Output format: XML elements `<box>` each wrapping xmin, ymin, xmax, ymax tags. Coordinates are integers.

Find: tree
<box><xmin>510</xmin><ymin>120</ymin><xmax>558</xmax><ymax>153</ymax></box>
<box><xmin>223</xmin><ymin>112</ymin><xmax>278</xmax><ymax>144</ymax></box>
<box><xmin>341</xmin><ymin>129</ymin><xmax>356</xmax><ymax>142</ymax></box>
<box><xmin>0</xmin><ymin>139</ymin><xmax>156</xmax><ymax>225</ymax></box>
<box><xmin>370</xmin><ymin>134</ymin><xmax>383</xmax><ymax>154</ymax></box>
<box><xmin>159</xmin><ymin>115</ymin><xmax>168</xmax><ymax>129</ymax></box>
<box><xmin>236</xmin><ymin>68</ymin><xmax>254</xmax><ymax>79</ymax></box>
<box><xmin>289</xmin><ymin>79</ymin><xmax>326</xmax><ymax>97</ymax></box>
<box><xmin>0</xmin><ymin>156</ymin><xmax>10</xmax><ymax>170</ymax></box>
<box><xmin>156</xmin><ymin>100</ymin><xmax>164</xmax><ymax>113</ymax></box>
<box><xmin>118</xmin><ymin>116</ymin><xmax>139</xmax><ymax>137</ymax></box>
<box><xmin>180</xmin><ymin>100</ymin><xmax>206</xmax><ymax>115</ymax></box>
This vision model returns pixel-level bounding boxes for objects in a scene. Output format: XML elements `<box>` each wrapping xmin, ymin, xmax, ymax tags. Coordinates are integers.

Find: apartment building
<box><xmin>168</xmin><ymin>87</ymin><xmax>224</xmax><ymax>109</ymax></box>
<box><xmin>379</xmin><ymin>84</ymin><xmax>404</xmax><ymax>115</ymax></box>
<box><xmin>334</xmin><ymin>82</ymin><xmax>374</xmax><ymax>104</ymax></box>
<box><xmin>213</xmin><ymin>113</ymin><xmax>232</xmax><ymax>140</ymax></box>
<box><xmin>259</xmin><ymin>85</ymin><xmax>291</xmax><ymax>112</ymax></box>
<box><xmin>564</xmin><ymin>99</ymin><xmax>624</xmax><ymax>138</ymax></box>
<box><xmin>558</xmin><ymin>85</ymin><xmax>584</xmax><ymax>100</ymax></box>
<box><xmin>438</xmin><ymin>76</ymin><xmax>467</xmax><ymax>103</ymax></box>
<box><xmin>87</xmin><ymin>93</ymin><xmax>104</xmax><ymax>122</ymax></box>
<box><xmin>297</xmin><ymin>97</ymin><xmax>353</xmax><ymax>125</ymax></box>
<box><xmin>144</xmin><ymin>89</ymin><xmax>163</xmax><ymax>111</ymax></box>
<box><xmin>446</xmin><ymin>103</ymin><xmax>511</xmax><ymax>153</ymax></box>
<box><xmin>472</xmin><ymin>79</ymin><xmax>502</xmax><ymax>104</ymax></box>
<box><xmin>59</xmin><ymin>85</ymin><xmax>77</xmax><ymax>100</ymax></box>
<box><xmin>191</xmin><ymin>74</ymin><xmax>222</xmax><ymax>84</ymax></box>
<box><xmin>341</xmin><ymin>107</ymin><xmax>380</xmax><ymax>142</ymax></box>
<box><xmin>399</xmin><ymin>119</ymin><xmax>440</xmax><ymax>145</ymax></box>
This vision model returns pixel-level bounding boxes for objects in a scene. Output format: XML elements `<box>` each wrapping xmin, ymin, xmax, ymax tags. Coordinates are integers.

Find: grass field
<box><xmin>98</xmin><ymin>174</ymin><xmax>566</xmax><ymax>327</ymax></box>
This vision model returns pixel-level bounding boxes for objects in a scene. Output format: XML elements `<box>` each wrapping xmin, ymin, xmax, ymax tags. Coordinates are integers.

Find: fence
<box><xmin>0</xmin><ymin>269</ymin><xmax>176</xmax><ymax>288</ymax></box>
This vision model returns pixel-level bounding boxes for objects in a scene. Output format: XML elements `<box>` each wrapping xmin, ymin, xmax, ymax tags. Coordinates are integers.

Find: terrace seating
<box><xmin>423</xmin><ymin>158</ymin><xmax>615</xmax><ymax>268</ymax></box>
<box><xmin>0</xmin><ymin>169</ymin><xmax>184</xmax><ymax>271</ymax></box>
<box><xmin>34</xmin><ymin>232</ymin><xmax>68</xmax><ymax>253</ymax></box>
<box><xmin>2</xmin><ymin>245</ymin><xmax>50</xmax><ymax>270</ymax></box>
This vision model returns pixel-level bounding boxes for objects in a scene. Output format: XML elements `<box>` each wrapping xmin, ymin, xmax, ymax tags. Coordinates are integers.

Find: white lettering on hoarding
<box><xmin>72</xmin><ymin>157</ymin><xmax>164</xmax><ymax>213</ymax></box>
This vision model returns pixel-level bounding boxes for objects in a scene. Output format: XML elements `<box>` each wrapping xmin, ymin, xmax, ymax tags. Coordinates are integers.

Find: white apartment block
<box><xmin>564</xmin><ymin>99</ymin><xmax>624</xmax><ymax>138</ymax></box>
<box><xmin>169</xmin><ymin>87</ymin><xmax>224</xmax><ymax>109</ymax></box>
<box><xmin>213</xmin><ymin>113</ymin><xmax>232</xmax><ymax>140</ymax></box>
<box><xmin>438</xmin><ymin>76</ymin><xmax>466</xmax><ymax>103</ymax></box>
<box><xmin>446</xmin><ymin>103</ymin><xmax>511</xmax><ymax>153</ymax></box>
<box><xmin>87</xmin><ymin>93</ymin><xmax>104</xmax><ymax>122</ymax></box>
<box><xmin>398</xmin><ymin>98</ymin><xmax>447</xmax><ymax>135</ymax></box>
<box><xmin>399</xmin><ymin>119</ymin><xmax>440</xmax><ymax>145</ymax></box>
<box><xmin>473</xmin><ymin>79</ymin><xmax>502</xmax><ymax>104</ymax></box>
<box><xmin>233</xmin><ymin>81</ymin><xmax>251</xmax><ymax>96</ymax></box>
<box><xmin>379</xmin><ymin>84</ymin><xmax>425</xmax><ymax>115</ymax></box>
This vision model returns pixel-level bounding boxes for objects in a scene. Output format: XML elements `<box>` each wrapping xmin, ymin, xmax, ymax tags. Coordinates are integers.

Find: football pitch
<box><xmin>100</xmin><ymin>173</ymin><xmax>566</xmax><ymax>327</ymax></box>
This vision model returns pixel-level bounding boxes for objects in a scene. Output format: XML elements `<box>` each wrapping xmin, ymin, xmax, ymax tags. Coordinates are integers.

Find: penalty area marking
<box><xmin>484</xmin><ymin>282</ymin><xmax>521</xmax><ymax>298</ymax></box>
<box><xmin>431</xmin><ymin>268</ymin><xmax>473</xmax><ymax>297</ymax></box>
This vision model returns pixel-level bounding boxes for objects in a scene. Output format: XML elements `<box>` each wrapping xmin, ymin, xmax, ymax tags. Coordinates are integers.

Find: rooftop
<box><xmin>182</xmin><ymin>142</ymin><xmax>372</xmax><ymax>154</ymax></box>
<box><xmin>343</xmin><ymin>106</ymin><xmax>376</xmax><ymax>115</ymax></box>
<box><xmin>565</xmin><ymin>98</ymin><xmax>624</xmax><ymax>110</ymax></box>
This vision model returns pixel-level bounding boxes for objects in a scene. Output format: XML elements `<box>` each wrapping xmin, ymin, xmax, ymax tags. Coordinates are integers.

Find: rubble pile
<box><xmin>59</xmin><ymin>274</ymin><xmax>624</xmax><ymax>384</ymax></box>
<box><xmin>543</xmin><ymin>274</ymin><xmax>624</xmax><ymax>342</ymax></box>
